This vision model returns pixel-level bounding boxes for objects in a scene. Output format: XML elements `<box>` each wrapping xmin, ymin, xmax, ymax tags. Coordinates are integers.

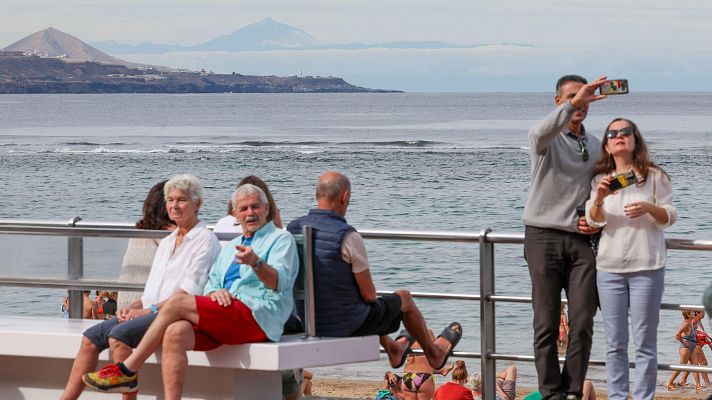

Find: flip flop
<box><xmin>391</xmin><ymin>329</ymin><xmax>415</xmax><ymax>368</ymax></box>
<box><xmin>434</xmin><ymin>321</ymin><xmax>463</xmax><ymax>370</ymax></box>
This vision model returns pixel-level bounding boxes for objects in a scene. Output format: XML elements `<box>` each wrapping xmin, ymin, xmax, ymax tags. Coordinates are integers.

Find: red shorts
<box><xmin>192</xmin><ymin>295</ymin><xmax>268</xmax><ymax>351</ymax></box>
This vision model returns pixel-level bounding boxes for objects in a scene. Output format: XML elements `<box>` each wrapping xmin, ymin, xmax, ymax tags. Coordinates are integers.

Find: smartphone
<box><xmin>599</xmin><ymin>79</ymin><xmax>629</xmax><ymax>95</ymax></box>
<box><xmin>575</xmin><ymin>206</ymin><xmax>586</xmax><ymax>217</ymax></box>
<box><xmin>608</xmin><ymin>170</ymin><xmax>637</xmax><ymax>192</ymax></box>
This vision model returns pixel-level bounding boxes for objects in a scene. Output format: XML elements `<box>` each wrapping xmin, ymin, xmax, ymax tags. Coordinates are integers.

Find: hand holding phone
<box><xmin>608</xmin><ymin>170</ymin><xmax>637</xmax><ymax>192</ymax></box>
<box><xmin>599</xmin><ymin>79</ymin><xmax>629</xmax><ymax>95</ymax></box>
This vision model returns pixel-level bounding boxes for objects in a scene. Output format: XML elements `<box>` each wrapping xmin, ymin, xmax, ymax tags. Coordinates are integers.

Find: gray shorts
<box><xmin>497</xmin><ymin>379</ymin><xmax>516</xmax><ymax>400</ymax></box>
<box><xmin>83</xmin><ymin>313</ymin><xmax>157</xmax><ymax>351</ymax></box>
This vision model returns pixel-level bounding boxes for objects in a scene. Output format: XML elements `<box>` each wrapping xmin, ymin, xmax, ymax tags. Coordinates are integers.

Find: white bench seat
<box><xmin>0</xmin><ymin>316</ymin><xmax>379</xmax><ymax>399</ymax></box>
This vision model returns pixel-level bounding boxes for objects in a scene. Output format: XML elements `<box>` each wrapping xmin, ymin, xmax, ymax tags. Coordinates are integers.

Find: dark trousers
<box><xmin>524</xmin><ymin>226</ymin><xmax>597</xmax><ymax>400</ymax></box>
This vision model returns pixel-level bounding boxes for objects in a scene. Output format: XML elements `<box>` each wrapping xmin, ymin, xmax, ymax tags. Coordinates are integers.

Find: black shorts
<box><xmin>83</xmin><ymin>313</ymin><xmax>157</xmax><ymax>350</ymax></box>
<box><xmin>352</xmin><ymin>293</ymin><xmax>403</xmax><ymax>336</ymax></box>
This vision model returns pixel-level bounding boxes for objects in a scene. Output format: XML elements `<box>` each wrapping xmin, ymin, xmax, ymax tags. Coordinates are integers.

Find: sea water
<box><xmin>1</xmin><ymin>92</ymin><xmax>711</xmax><ymax>388</ymax></box>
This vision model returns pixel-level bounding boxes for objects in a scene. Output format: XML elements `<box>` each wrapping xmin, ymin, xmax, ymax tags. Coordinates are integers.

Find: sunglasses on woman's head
<box><xmin>605</xmin><ymin>127</ymin><xmax>635</xmax><ymax>140</ymax></box>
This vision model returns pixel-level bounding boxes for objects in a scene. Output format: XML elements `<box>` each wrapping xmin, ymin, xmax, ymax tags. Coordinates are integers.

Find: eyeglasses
<box><xmin>578</xmin><ymin>140</ymin><xmax>589</xmax><ymax>162</ymax></box>
<box><xmin>605</xmin><ymin>127</ymin><xmax>635</xmax><ymax>140</ymax></box>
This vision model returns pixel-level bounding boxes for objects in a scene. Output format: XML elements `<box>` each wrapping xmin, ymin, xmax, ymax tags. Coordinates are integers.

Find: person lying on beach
<box><xmin>469</xmin><ymin>365</ymin><xmax>516</xmax><ymax>400</ymax></box>
<box><xmin>434</xmin><ymin>360</ymin><xmax>472</xmax><ymax>400</ymax></box>
<box><xmin>287</xmin><ymin>171</ymin><xmax>463</xmax><ymax>372</ymax></box>
<box><xmin>60</xmin><ymin>175</ymin><xmax>221</xmax><ymax>400</ymax></box>
<box><xmin>82</xmin><ymin>183</ymin><xmax>299</xmax><ymax>399</ymax></box>
<box><xmin>374</xmin><ymin>371</ymin><xmax>405</xmax><ymax>400</ymax></box>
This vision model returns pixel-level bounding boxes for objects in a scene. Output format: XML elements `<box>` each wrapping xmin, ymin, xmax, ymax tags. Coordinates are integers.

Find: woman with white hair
<box><xmin>60</xmin><ymin>174</ymin><xmax>221</xmax><ymax>400</ymax></box>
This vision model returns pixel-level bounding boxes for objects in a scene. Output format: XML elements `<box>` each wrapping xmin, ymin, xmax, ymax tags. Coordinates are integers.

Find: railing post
<box><xmin>302</xmin><ymin>225</ymin><xmax>317</xmax><ymax>337</ymax></box>
<box><xmin>67</xmin><ymin>217</ymin><xmax>84</xmax><ymax>319</ymax></box>
<box><xmin>479</xmin><ymin>228</ymin><xmax>496</xmax><ymax>400</ymax></box>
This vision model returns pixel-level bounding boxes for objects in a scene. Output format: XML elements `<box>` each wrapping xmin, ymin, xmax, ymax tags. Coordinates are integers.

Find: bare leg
<box><xmin>582</xmin><ymin>380</ymin><xmax>596</xmax><ymax>400</ymax></box>
<box><xmin>696</xmin><ymin>347</ymin><xmax>710</xmax><ymax>385</ymax></box>
<box><xmin>497</xmin><ymin>365</ymin><xmax>517</xmax><ymax>381</ymax></box>
<box><xmin>108</xmin><ymin>338</ymin><xmax>138</xmax><ymax>400</ymax></box>
<box><xmin>122</xmin><ymin>293</ymin><xmax>200</xmax><ymax>372</ymax></box>
<box><xmin>161</xmin><ymin>321</ymin><xmax>195</xmax><ymax>400</ymax></box>
<box><xmin>59</xmin><ymin>337</ymin><xmax>100</xmax><ymax>400</ymax></box>
<box><xmin>393</xmin><ymin>290</ymin><xmax>453</xmax><ymax>369</ymax></box>
<box><xmin>690</xmin><ymin>350</ymin><xmax>702</xmax><ymax>390</ymax></box>
<box><xmin>668</xmin><ymin>347</ymin><xmax>693</xmax><ymax>390</ymax></box>
<box><xmin>302</xmin><ymin>370</ymin><xmax>313</xmax><ymax>395</ymax></box>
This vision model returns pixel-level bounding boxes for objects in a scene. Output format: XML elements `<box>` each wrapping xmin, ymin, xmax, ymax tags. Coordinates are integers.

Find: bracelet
<box><xmin>593</xmin><ymin>200</ymin><xmax>604</xmax><ymax>207</ymax></box>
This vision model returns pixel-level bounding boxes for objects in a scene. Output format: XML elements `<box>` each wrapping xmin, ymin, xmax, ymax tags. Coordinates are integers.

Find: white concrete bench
<box><xmin>0</xmin><ymin>316</ymin><xmax>379</xmax><ymax>399</ymax></box>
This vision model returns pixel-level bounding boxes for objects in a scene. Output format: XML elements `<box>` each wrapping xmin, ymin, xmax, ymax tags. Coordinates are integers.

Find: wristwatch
<box><xmin>150</xmin><ymin>304</ymin><xmax>159</xmax><ymax>314</ymax></box>
<box><xmin>253</xmin><ymin>257</ymin><xmax>264</xmax><ymax>271</ymax></box>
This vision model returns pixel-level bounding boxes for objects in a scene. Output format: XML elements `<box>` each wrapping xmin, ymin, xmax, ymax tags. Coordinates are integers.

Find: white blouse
<box><xmin>586</xmin><ymin>168</ymin><xmax>677</xmax><ymax>273</ymax></box>
<box><xmin>140</xmin><ymin>221</ymin><xmax>221</xmax><ymax>307</ymax></box>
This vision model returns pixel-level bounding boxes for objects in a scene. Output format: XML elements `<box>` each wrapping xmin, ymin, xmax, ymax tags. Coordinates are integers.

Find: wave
<box><xmin>3</xmin><ymin>141</ymin><xmax>533</xmax><ymax>155</ymax></box>
<box><xmin>61</xmin><ymin>141</ymin><xmax>128</xmax><ymax>146</ymax></box>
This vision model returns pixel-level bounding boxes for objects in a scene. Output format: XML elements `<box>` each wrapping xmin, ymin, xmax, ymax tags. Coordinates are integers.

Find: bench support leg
<box><xmin>232</xmin><ymin>369</ymin><xmax>282</xmax><ymax>399</ymax></box>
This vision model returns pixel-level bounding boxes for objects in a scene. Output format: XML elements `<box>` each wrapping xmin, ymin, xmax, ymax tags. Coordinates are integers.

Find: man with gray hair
<box><xmin>83</xmin><ymin>183</ymin><xmax>299</xmax><ymax>399</ymax></box>
<box><xmin>287</xmin><ymin>171</ymin><xmax>462</xmax><ymax>371</ymax></box>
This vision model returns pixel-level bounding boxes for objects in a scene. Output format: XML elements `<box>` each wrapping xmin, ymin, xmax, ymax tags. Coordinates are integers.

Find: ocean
<box><xmin>1</xmin><ymin>92</ymin><xmax>711</xmax><ymax>388</ymax></box>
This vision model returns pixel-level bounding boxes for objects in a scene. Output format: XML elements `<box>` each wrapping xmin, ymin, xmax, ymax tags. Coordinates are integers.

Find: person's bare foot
<box><xmin>666</xmin><ymin>382</ymin><xmax>676</xmax><ymax>391</ymax></box>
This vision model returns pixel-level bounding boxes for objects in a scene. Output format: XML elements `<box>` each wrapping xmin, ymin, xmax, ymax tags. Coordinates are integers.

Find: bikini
<box><xmin>680</xmin><ymin>320</ymin><xmax>697</xmax><ymax>351</ymax></box>
<box><xmin>402</xmin><ymin>372</ymin><xmax>433</xmax><ymax>392</ymax></box>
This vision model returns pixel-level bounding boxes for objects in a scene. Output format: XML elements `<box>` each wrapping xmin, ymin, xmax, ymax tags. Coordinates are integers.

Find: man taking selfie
<box><xmin>522</xmin><ymin>74</ymin><xmax>607</xmax><ymax>400</ymax></box>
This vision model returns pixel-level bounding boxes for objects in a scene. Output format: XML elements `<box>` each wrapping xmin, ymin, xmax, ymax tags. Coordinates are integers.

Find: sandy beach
<box><xmin>306</xmin><ymin>378</ymin><xmax>710</xmax><ymax>399</ymax></box>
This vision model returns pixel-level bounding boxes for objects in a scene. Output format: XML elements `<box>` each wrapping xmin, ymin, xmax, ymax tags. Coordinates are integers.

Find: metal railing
<box><xmin>1</xmin><ymin>218</ymin><xmax>712</xmax><ymax>398</ymax></box>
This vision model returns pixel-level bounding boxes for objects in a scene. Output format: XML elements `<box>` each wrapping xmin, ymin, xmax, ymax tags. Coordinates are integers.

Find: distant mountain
<box><xmin>91</xmin><ymin>18</ymin><xmax>534</xmax><ymax>55</ymax></box>
<box><xmin>193</xmin><ymin>17</ymin><xmax>322</xmax><ymax>51</ymax></box>
<box><xmin>3</xmin><ymin>27</ymin><xmax>125</xmax><ymax>65</ymax></box>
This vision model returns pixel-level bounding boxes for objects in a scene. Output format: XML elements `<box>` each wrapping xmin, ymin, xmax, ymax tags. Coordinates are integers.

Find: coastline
<box><xmin>306</xmin><ymin>377</ymin><xmax>709</xmax><ymax>399</ymax></box>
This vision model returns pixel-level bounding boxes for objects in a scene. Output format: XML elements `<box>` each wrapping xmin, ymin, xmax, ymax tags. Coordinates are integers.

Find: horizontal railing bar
<box><xmin>377</xmin><ymin>290</ymin><xmax>481</xmax><ymax>301</ymax></box>
<box><xmin>2</xmin><ymin>220</ymin><xmax>712</xmax><ymax>251</ymax></box>
<box><xmin>0</xmin><ymin>225</ymin><xmax>169</xmax><ymax>239</ymax></box>
<box><xmin>491</xmin><ymin>353</ymin><xmax>712</xmax><ymax>373</ymax></box>
<box><xmin>0</xmin><ymin>277</ymin><xmax>144</xmax><ymax>291</ymax></box>
<box><xmin>380</xmin><ymin>348</ymin><xmax>482</xmax><ymax>359</ymax></box>
<box><xmin>360</xmin><ymin>229</ymin><xmax>481</xmax><ymax>242</ymax></box>
<box><xmin>1</xmin><ymin>277</ymin><xmax>703</xmax><ymax>312</ymax></box>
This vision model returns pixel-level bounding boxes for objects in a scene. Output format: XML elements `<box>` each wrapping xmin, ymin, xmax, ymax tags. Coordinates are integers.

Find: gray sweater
<box><xmin>522</xmin><ymin>102</ymin><xmax>601</xmax><ymax>232</ymax></box>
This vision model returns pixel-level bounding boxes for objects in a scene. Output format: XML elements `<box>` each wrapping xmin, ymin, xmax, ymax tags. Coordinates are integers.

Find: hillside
<box><xmin>3</xmin><ymin>27</ymin><xmax>125</xmax><ymax>64</ymax></box>
<box><xmin>0</xmin><ymin>51</ymin><xmax>397</xmax><ymax>93</ymax></box>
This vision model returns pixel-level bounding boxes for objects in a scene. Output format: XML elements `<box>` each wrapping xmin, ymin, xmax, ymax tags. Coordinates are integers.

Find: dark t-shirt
<box><xmin>434</xmin><ymin>382</ymin><xmax>474</xmax><ymax>400</ymax></box>
<box><xmin>102</xmin><ymin>299</ymin><xmax>117</xmax><ymax>316</ymax></box>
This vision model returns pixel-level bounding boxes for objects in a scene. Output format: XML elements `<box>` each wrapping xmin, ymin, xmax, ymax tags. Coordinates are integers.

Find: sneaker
<box><xmin>82</xmin><ymin>364</ymin><xmax>138</xmax><ymax>393</ymax></box>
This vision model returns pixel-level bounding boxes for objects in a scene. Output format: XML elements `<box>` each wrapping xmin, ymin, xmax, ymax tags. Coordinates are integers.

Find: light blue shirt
<box><xmin>203</xmin><ymin>221</ymin><xmax>298</xmax><ymax>342</ymax></box>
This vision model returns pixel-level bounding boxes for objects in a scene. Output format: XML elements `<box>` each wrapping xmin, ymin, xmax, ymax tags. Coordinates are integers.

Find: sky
<box><xmin>2</xmin><ymin>0</ymin><xmax>712</xmax><ymax>91</ymax></box>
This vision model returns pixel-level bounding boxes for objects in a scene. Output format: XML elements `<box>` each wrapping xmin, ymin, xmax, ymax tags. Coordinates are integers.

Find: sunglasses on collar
<box><xmin>605</xmin><ymin>127</ymin><xmax>635</xmax><ymax>140</ymax></box>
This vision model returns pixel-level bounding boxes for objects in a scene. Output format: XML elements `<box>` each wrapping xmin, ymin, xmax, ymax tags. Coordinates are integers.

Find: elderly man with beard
<box><xmin>82</xmin><ymin>183</ymin><xmax>299</xmax><ymax>399</ymax></box>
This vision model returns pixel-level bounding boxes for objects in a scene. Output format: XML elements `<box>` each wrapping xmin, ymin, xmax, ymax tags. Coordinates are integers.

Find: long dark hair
<box><xmin>593</xmin><ymin>118</ymin><xmax>669</xmax><ymax>181</ymax></box>
<box><xmin>135</xmin><ymin>180</ymin><xmax>173</xmax><ymax>230</ymax></box>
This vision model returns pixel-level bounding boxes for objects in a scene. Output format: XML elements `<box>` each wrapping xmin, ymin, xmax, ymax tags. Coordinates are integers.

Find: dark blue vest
<box><xmin>287</xmin><ymin>209</ymin><xmax>370</xmax><ymax>336</ymax></box>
